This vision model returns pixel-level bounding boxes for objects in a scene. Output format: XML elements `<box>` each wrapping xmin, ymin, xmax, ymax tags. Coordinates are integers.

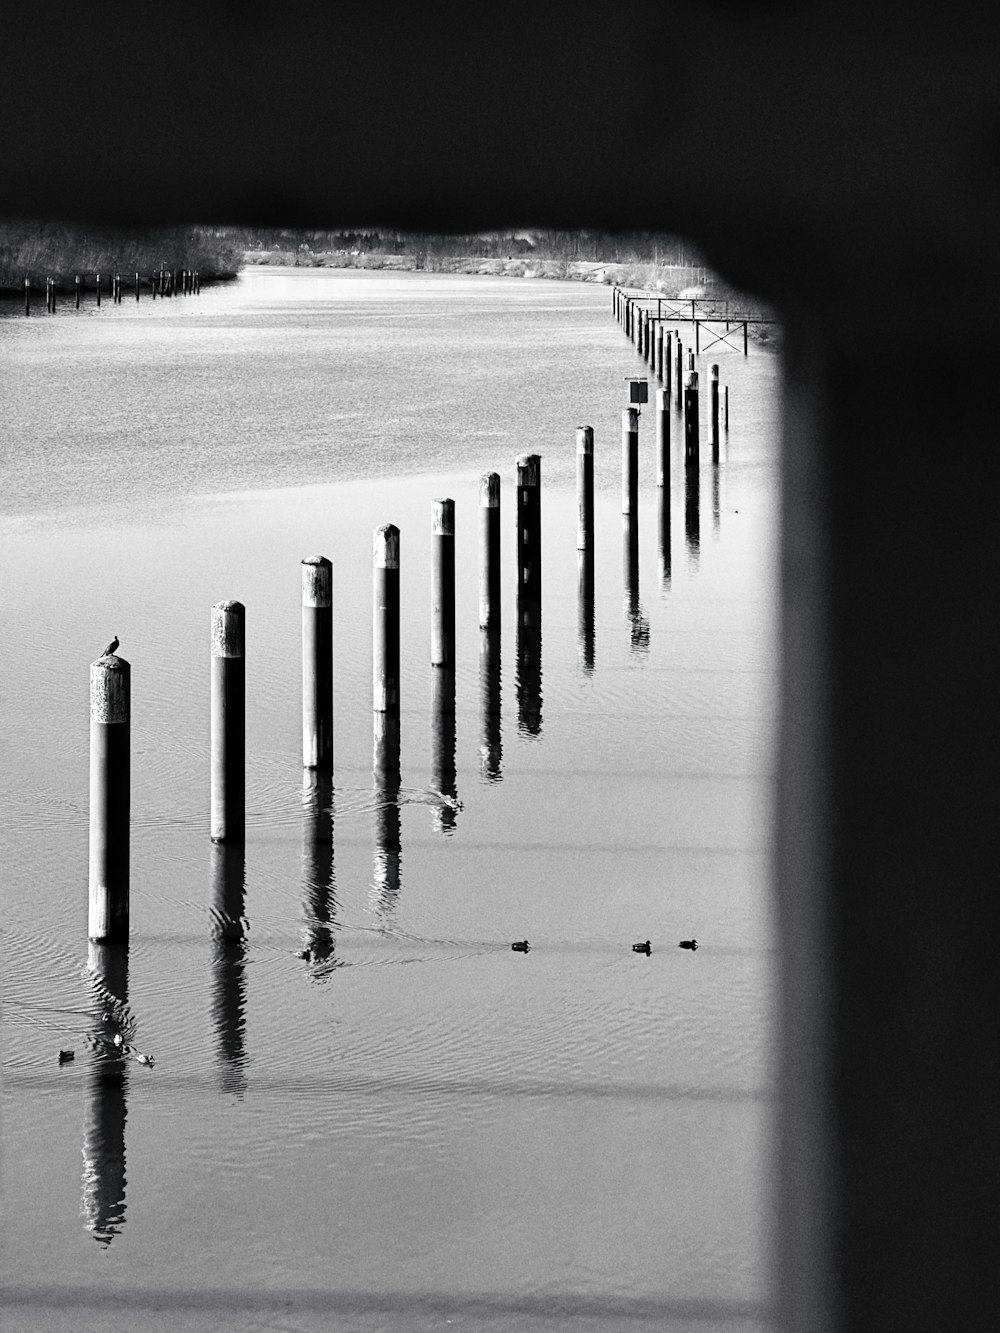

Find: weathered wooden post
<box><xmin>576</xmin><ymin>426</ymin><xmax>594</xmax><ymax>553</ymax></box>
<box><xmin>724</xmin><ymin>384</ymin><xmax>730</xmax><ymax>430</ymax></box>
<box><xmin>151</xmin><ymin>273</ymin><xmax>157</xmax><ymax>300</ymax></box>
<box><xmin>675</xmin><ymin>334</ymin><xmax>683</xmax><ymax>406</ymax></box>
<box><xmin>135</xmin><ymin>271</ymin><xmax>140</xmax><ymax>301</ymax></box>
<box><xmin>75</xmin><ymin>274</ymin><xmax>81</xmax><ymax>308</ymax></box>
<box><xmin>516</xmin><ymin>454</ymin><xmax>542</xmax><ymax>737</ymax></box>
<box><xmin>743</xmin><ymin>320</ymin><xmax>749</xmax><ymax>355</ymax></box>
<box><xmin>301</xmin><ymin>555</ymin><xmax>333</xmax><ymax>770</ymax></box>
<box><xmin>373</xmin><ymin>524</ymin><xmax>400</xmax><ymax>716</ymax></box>
<box><xmin>665</xmin><ymin>329</ymin><xmax>673</xmax><ymax>401</ymax></box>
<box><xmin>210</xmin><ymin>601</ymin><xmax>245</xmax><ymax>843</ymax></box>
<box><xmin>89</xmin><ymin>652</ymin><xmax>130</xmax><ymax>941</ymax></box>
<box><xmin>96</xmin><ymin>273</ymin><xmax>102</xmax><ymax>307</ymax></box>
<box><xmin>710</xmin><ymin>364</ymin><xmax>720</xmax><ymax>464</ymax></box>
<box><xmin>23</xmin><ymin>276</ymin><xmax>30</xmax><ymax>316</ymax></box>
<box><xmin>656</xmin><ymin>322</ymin><xmax>664</xmax><ymax>382</ymax></box>
<box><xmin>479</xmin><ymin>472</ymin><xmax>500</xmax><ymax>636</ymax></box>
<box><xmin>431</xmin><ymin>498</ymin><xmax>456</xmax><ymax>681</ymax></box>
<box><xmin>695</xmin><ymin>318</ymin><xmax>701</xmax><ymax>354</ymax></box>
<box><xmin>684</xmin><ymin>369</ymin><xmax>700</xmax><ymax>468</ymax></box>
<box><xmin>656</xmin><ymin>387</ymin><xmax>670</xmax><ymax>487</ymax></box>
<box><xmin>622</xmin><ymin>406</ymin><xmax>639</xmax><ymax>518</ymax></box>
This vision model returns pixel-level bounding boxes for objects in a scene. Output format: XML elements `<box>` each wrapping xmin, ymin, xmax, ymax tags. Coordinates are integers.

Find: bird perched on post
<box><xmin>101</xmin><ymin>636</ymin><xmax>119</xmax><ymax>657</ymax></box>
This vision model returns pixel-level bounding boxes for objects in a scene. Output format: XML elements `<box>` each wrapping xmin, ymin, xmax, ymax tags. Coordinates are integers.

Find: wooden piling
<box><xmin>656</xmin><ymin>387</ymin><xmax>669</xmax><ymax>487</ymax></box>
<box><xmin>479</xmin><ymin>472</ymin><xmax>500</xmax><ymax>634</ymax></box>
<box><xmin>373</xmin><ymin>525</ymin><xmax>400</xmax><ymax>714</ymax></box>
<box><xmin>744</xmin><ymin>321</ymin><xmax>749</xmax><ymax>356</ymax></box>
<box><xmin>89</xmin><ymin>653</ymin><xmax>130</xmax><ymax>941</ymax></box>
<box><xmin>665</xmin><ymin>329</ymin><xmax>672</xmax><ymax>401</ymax></box>
<box><xmin>210</xmin><ymin>601</ymin><xmax>245</xmax><ymax>843</ymax></box>
<box><xmin>656</xmin><ymin>323</ymin><xmax>664</xmax><ymax>382</ymax></box>
<box><xmin>695</xmin><ymin>319</ymin><xmax>700</xmax><ymax>354</ymax></box>
<box><xmin>431</xmin><ymin>498</ymin><xmax>456</xmax><ymax>677</ymax></box>
<box><xmin>75</xmin><ymin>274</ymin><xmax>81</xmax><ymax>308</ymax></box>
<box><xmin>96</xmin><ymin>273</ymin><xmax>101</xmax><ymax>307</ymax></box>
<box><xmin>710</xmin><ymin>364</ymin><xmax>720</xmax><ymax>464</ymax></box>
<box><xmin>724</xmin><ymin>384</ymin><xmax>730</xmax><ymax>429</ymax></box>
<box><xmin>135</xmin><ymin>271</ymin><xmax>140</xmax><ymax>301</ymax></box>
<box><xmin>516</xmin><ymin>453</ymin><xmax>542</xmax><ymax>615</ymax></box>
<box><xmin>622</xmin><ymin>407</ymin><xmax>639</xmax><ymax>517</ymax></box>
<box><xmin>576</xmin><ymin>426</ymin><xmax>594</xmax><ymax>552</ymax></box>
<box><xmin>684</xmin><ymin>370</ymin><xmax>700</xmax><ymax>468</ymax></box>
<box><xmin>675</xmin><ymin>335</ymin><xmax>683</xmax><ymax>405</ymax></box>
<box><xmin>24</xmin><ymin>276</ymin><xmax>30</xmax><ymax>316</ymax></box>
<box><xmin>301</xmin><ymin>555</ymin><xmax>333</xmax><ymax>770</ymax></box>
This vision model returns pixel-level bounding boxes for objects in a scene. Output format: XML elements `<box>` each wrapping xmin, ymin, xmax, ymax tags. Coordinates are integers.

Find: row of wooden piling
<box><xmin>23</xmin><ymin>268</ymin><xmax>201</xmax><ymax>314</ymax></box>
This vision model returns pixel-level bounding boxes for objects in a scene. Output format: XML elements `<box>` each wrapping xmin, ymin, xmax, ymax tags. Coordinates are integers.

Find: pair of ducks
<box><xmin>511</xmin><ymin>938</ymin><xmax>698</xmax><ymax>954</ymax></box>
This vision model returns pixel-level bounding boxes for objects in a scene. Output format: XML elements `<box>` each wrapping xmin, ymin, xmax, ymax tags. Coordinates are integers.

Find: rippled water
<box><xmin>0</xmin><ymin>269</ymin><xmax>779</xmax><ymax>1332</ymax></box>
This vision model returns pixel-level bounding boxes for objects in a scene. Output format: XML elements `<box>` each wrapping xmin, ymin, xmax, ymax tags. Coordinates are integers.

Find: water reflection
<box><xmin>685</xmin><ymin>460</ymin><xmax>701</xmax><ymax>565</ymax></box>
<box><xmin>658</xmin><ymin>481</ymin><xmax>672</xmax><ymax>590</ymax></box>
<box><xmin>431</xmin><ymin>668</ymin><xmax>458</xmax><ymax>833</ymax></box>
<box><xmin>479</xmin><ymin>629</ymin><xmax>502</xmax><ymax>781</ymax></box>
<box><xmin>82</xmin><ymin>942</ymin><xmax>129</xmax><ymax>1246</ymax></box>
<box><xmin>372</xmin><ymin>713</ymin><xmax>402</xmax><ymax>924</ymax></box>
<box><xmin>577</xmin><ymin>548</ymin><xmax>595</xmax><ymax>672</ymax></box>
<box><xmin>301</xmin><ymin>769</ymin><xmax>338</xmax><ymax>973</ymax></box>
<box><xmin>209</xmin><ymin>843</ymin><xmax>248</xmax><ymax>1096</ymax></box>
<box><xmin>622</xmin><ymin>517</ymin><xmax>650</xmax><ymax>653</ymax></box>
<box><xmin>712</xmin><ymin>466</ymin><xmax>721</xmax><ymax>539</ymax></box>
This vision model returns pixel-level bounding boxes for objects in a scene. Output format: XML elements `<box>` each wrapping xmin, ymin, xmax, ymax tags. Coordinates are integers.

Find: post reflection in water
<box><xmin>577</xmin><ymin>548</ymin><xmax>595</xmax><ymax>672</ymax></box>
<box><xmin>658</xmin><ymin>480</ymin><xmax>672</xmax><ymax>590</ymax></box>
<box><xmin>430</xmin><ymin>668</ymin><xmax>458</xmax><ymax>833</ymax></box>
<box><xmin>712</xmin><ymin>464</ymin><xmax>721</xmax><ymax>539</ymax></box>
<box><xmin>82</xmin><ymin>941</ymin><xmax>129</xmax><ymax>1247</ymax></box>
<box><xmin>372</xmin><ymin>712</ymin><xmax>402</xmax><ymax>923</ymax></box>
<box><xmin>685</xmin><ymin>459</ymin><xmax>701</xmax><ymax>564</ymax></box>
<box><xmin>301</xmin><ymin>768</ymin><xmax>338</xmax><ymax>972</ymax></box>
<box><xmin>622</xmin><ymin>516</ymin><xmax>650</xmax><ymax>652</ymax></box>
<box><xmin>209</xmin><ymin>843</ymin><xmax>248</xmax><ymax>1096</ymax></box>
<box><xmin>479</xmin><ymin>628</ymin><xmax>502</xmax><ymax>781</ymax></box>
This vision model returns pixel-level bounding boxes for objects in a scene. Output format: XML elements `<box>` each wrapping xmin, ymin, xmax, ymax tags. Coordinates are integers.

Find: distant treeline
<box><xmin>0</xmin><ymin>221</ymin><xmax>243</xmax><ymax>291</ymax></box>
<box><xmin>229</xmin><ymin>226</ymin><xmax>704</xmax><ymax>266</ymax></box>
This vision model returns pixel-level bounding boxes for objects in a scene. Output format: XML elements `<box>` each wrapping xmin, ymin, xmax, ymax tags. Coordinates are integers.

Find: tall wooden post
<box><xmin>577</xmin><ymin>425</ymin><xmax>594</xmax><ymax>552</ymax></box>
<box><xmin>684</xmin><ymin>370</ymin><xmax>700</xmax><ymax>468</ymax></box>
<box><xmin>516</xmin><ymin>454</ymin><xmax>542</xmax><ymax>736</ymax></box>
<box><xmin>373</xmin><ymin>525</ymin><xmax>400</xmax><ymax>715</ymax></box>
<box><xmin>656</xmin><ymin>323</ymin><xmax>664</xmax><ymax>382</ymax></box>
<box><xmin>479</xmin><ymin>472</ymin><xmax>500</xmax><ymax>635</ymax></box>
<box><xmin>656</xmin><ymin>387</ymin><xmax>670</xmax><ymax>487</ymax></box>
<box><xmin>89</xmin><ymin>653</ymin><xmax>130</xmax><ymax>941</ymax></box>
<box><xmin>675</xmin><ymin>334</ymin><xmax>683</xmax><ymax>406</ymax></box>
<box><xmin>710</xmin><ymin>364</ymin><xmax>720</xmax><ymax>463</ymax></box>
<box><xmin>211</xmin><ymin>601</ymin><xmax>245</xmax><ymax>843</ymax></box>
<box><xmin>622</xmin><ymin>407</ymin><xmax>639</xmax><ymax>517</ymax></box>
<box><xmin>665</xmin><ymin>329</ymin><xmax>673</xmax><ymax>401</ymax></box>
<box><xmin>302</xmin><ymin>555</ymin><xmax>333</xmax><ymax>770</ymax></box>
<box><xmin>695</xmin><ymin>318</ymin><xmax>701</xmax><ymax>354</ymax></box>
<box><xmin>431</xmin><ymin>499</ymin><xmax>456</xmax><ymax>681</ymax></box>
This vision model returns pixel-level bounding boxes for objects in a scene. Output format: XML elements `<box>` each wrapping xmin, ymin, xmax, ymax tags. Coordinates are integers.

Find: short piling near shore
<box><xmin>301</xmin><ymin>556</ymin><xmax>333</xmax><ymax>770</ymax></box>
<box><xmin>89</xmin><ymin>654</ymin><xmax>130</xmax><ymax>942</ymax></box>
<box><xmin>211</xmin><ymin>601</ymin><xmax>245</xmax><ymax>843</ymax></box>
<box><xmin>373</xmin><ymin>525</ymin><xmax>401</xmax><ymax>715</ymax></box>
<box><xmin>479</xmin><ymin>472</ymin><xmax>500</xmax><ymax>636</ymax></box>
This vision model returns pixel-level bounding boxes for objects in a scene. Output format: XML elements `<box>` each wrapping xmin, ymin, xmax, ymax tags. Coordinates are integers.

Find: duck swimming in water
<box><xmin>511</xmin><ymin>940</ymin><xmax>530</xmax><ymax>952</ymax></box>
<box><xmin>632</xmin><ymin>940</ymin><xmax>652</xmax><ymax>954</ymax></box>
<box><xmin>678</xmin><ymin>939</ymin><xmax>698</xmax><ymax>951</ymax></box>
<box><xmin>58</xmin><ymin>1049</ymin><xmax>75</xmax><ymax>1064</ymax></box>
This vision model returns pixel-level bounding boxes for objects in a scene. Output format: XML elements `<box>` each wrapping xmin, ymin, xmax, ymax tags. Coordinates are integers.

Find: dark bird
<box><xmin>58</xmin><ymin>1049</ymin><xmax>75</xmax><ymax>1064</ymax></box>
<box><xmin>678</xmin><ymin>939</ymin><xmax>698</xmax><ymax>951</ymax></box>
<box><xmin>632</xmin><ymin>940</ymin><xmax>652</xmax><ymax>955</ymax></box>
<box><xmin>511</xmin><ymin>940</ymin><xmax>530</xmax><ymax>952</ymax></box>
<box><xmin>101</xmin><ymin>636</ymin><xmax>119</xmax><ymax>657</ymax></box>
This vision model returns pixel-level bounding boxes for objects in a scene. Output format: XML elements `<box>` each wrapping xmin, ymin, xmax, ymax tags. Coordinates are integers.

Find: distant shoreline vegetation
<box><xmin>0</xmin><ymin>221</ymin><xmax>243</xmax><ymax>293</ymax></box>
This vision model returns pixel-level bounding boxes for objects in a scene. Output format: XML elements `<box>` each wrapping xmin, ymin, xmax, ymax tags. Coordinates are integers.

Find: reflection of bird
<box><xmin>678</xmin><ymin>939</ymin><xmax>698</xmax><ymax>951</ymax></box>
<box><xmin>632</xmin><ymin>940</ymin><xmax>652</xmax><ymax>955</ymax></box>
<box><xmin>511</xmin><ymin>940</ymin><xmax>530</xmax><ymax>953</ymax></box>
<box><xmin>101</xmin><ymin>636</ymin><xmax>119</xmax><ymax>657</ymax></box>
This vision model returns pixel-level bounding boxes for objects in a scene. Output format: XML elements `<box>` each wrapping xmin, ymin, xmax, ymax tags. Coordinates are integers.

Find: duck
<box><xmin>632</xmin><ymin>940</ymin><xmax>652</xmax><ymax>954</ymax></box>
<box><xmin>135</xmin><ymin>1053</ymin><xmax>155</xmax><ymax>1068</ymax></box>
<box><xmin>58</xmin><ymin>1049</ymin><xmax>75</xmax><ymax>1064</ymax></box>
<box><xmin>511</xmin><ymin>940</ymin><xmax>530</xmax><ymax>952</ymax></box>
<box><xmin>678</xmin><ymin>939</ymin><xmax>698</xmax><ymax>951</ymax></box>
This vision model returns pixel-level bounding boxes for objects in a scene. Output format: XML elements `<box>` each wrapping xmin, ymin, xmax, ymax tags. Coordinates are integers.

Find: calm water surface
<box><xmin>1</xmin><ymin>269</ymin><xmax>779</xmax><ymax>1331</ymax></box>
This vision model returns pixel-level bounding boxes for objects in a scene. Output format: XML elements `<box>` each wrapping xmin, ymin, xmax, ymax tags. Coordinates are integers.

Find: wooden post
<box><xmin>576</xmin><ymin>425</ymin><xmax>594</xmax><ymax>552</ymax></box>
<box><xmin>724</xmin><ymin>384</ymin><xmax>730</xmax><ymax>429</ymax></box>
<box><xmin>684</xmin><ymin>370</ymin><xmax>700</xmax><ymax>468</ymax></box>
<box><xmin>75</xmin><ymin>274</ymin><xmax>81</xmax><ymax>308</ymax></box>
<box><xmin>431</xmin><ymin>498</ymin><xmax>456</xmax><ymax>677</ymax></box>
<box><xmin>135</xmin><ymin>271</ymin><xmax>140</xmax><ymax>301</ymax></box>
<box><xmin>695</xmin><ymin>318</ymin><xmax>700</xmax><ymax>354</ymax></box>
<box><xmin>301</xmin><ymin>555</ymin><xmax>333</xmax><ymax>770</ymax></box>
<box><xmin>152</xmin><ymin>273</ymin><xmax>157</xmax><ymax>300</ymax></box>
<box><xmin>656</xmin><ymin>322</ymin><xmax>664</xmax><ymax>382</ymax></box>
<box><xmin>211</xmin><ymin>601</ymin><xmax>245</xmax><ymax>843</ymax></box>
<box><xmin>479</xmin><ymin>472</ymin><xmax>500</xmax><ymax>634</ymax></box>
<box><xmin>373</xmin><ymin>525</ymin><xmax>400</xmax><ymax>715</ymax></box>
<box><xmin>96</xmin><ymin>273</ymin><xmax>101</xmax><ymax>307</ymax></box>
<box><xmin>656</xmin><ymin>387</ymin><xmax>669</xmax><ymax>487</ymax></box>
<box><xmin>665</xmin><ymin>329</ymin><xmax>673</xmax><ymax>401</ymax></box>
<box><xmin>24</xmin><ymin>276</ymin><xmax>30</xmax><ymax>316</ymax></box>
<box><xmin>688</xmin><ymin>350</ymin><xmax>695</xmax><ymax>372</ymax></box>
<box><xmin>710</xmin><ymin>363</ymin><xmax>720</xmax><ymax>464</ymax></box>
<box><xmin>744</xmin><ymin>321</ymin><xmax>749</xmax><ymax>355</ymax></box>
<box><xmin>622</xmin><ymin>406</ymin><xmax>639</xmax><ymax>517</ymax></box>
<box><xmin>516</xmin><ymin>454</ymin><xmax>542</xmax><ymax>736</ymax></box>
<box><xmin>675</xmin><ymin>335</ymin><xmax>683</xmax><ymax>406</ymax></box>
<box><xmin>89</xmin><ymin>653</ymin><xmax>130</xmax><ymax>941</ymax></box>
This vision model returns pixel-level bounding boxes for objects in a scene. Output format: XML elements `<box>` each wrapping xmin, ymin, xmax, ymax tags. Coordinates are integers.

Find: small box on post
<box><xmin>626</xmin><ymin>377</ymin><xmax>648</xmax><ymax>405</ymax></box>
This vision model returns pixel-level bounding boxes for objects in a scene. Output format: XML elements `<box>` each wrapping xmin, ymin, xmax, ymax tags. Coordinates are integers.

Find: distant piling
<box><xmin>431</xmin><ymin>499</ymin><xmax>456</xmax><ymax>681</ymax></box>
<box><xmin>576</xmin><ymin>426</ymin><xmax>594</xmax><ymax>552</ymax></box>
<box><xmin>23</xmin><ymin>276</ymin><xmax>30</xmax><ymax>316</ymax></box>
<box><xmin>89</xmin><ymin>654</ymin><xmax>130</xmax><ymax>941</ymax></box>
<box><xmin>75</xmin><ymin>274</ymin><xmax>81</xmax><ymax>308</ymax></box>
<box><xmin>710</xmin><ymin>364</ymin><xmax>720</xmax><ymax>463</ymax></box>
<box><xmin>622</xmin><ymin>407</ymin><xmax>639</xmax><ymax>517</ymax></box>
<box><xmin>135</xmin><ymin>271</ymin><xmax>140</xmax><ymax>301</ymax></box>
<box><xmin>674</xmin><ymin>335</ymin><xmax>683</xmax><ymax>406</ymax></box>
<box><xmin>96</xmin><ymin>274</ymin><xmax>101</xmax><ymax>307</ymax></box>
<box><xmin>656</xmin><ymin>323</ymin><xmax>664</xmax><ymax>382</ymax></box>
<box><xmin>211</xmin><ymin>601</ymin><xmax>245</xmax><ymax>843</ymax></box>
<box><xmin>373</xmin><ymin>525</ymin><xmax>401</xmax><ymax>715</ymax></box>
<box><xmin>301</xmin><ymin>556</ymin><xmax>333</xmax><ymax>770</ymax></box>
<box><xmin>665</xmin><ymin>329</ymin><xmax>673</xmax><ymax>401</ymax></box>
<box><xmin>479</xmin><ymin>472</ymin><xmax>500</xmax><ymax>635</ymax></box>
<box><xmin>655</xmin><ymin>387</ymin><xmax>669</xmax><ymax>487</ymax></box>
